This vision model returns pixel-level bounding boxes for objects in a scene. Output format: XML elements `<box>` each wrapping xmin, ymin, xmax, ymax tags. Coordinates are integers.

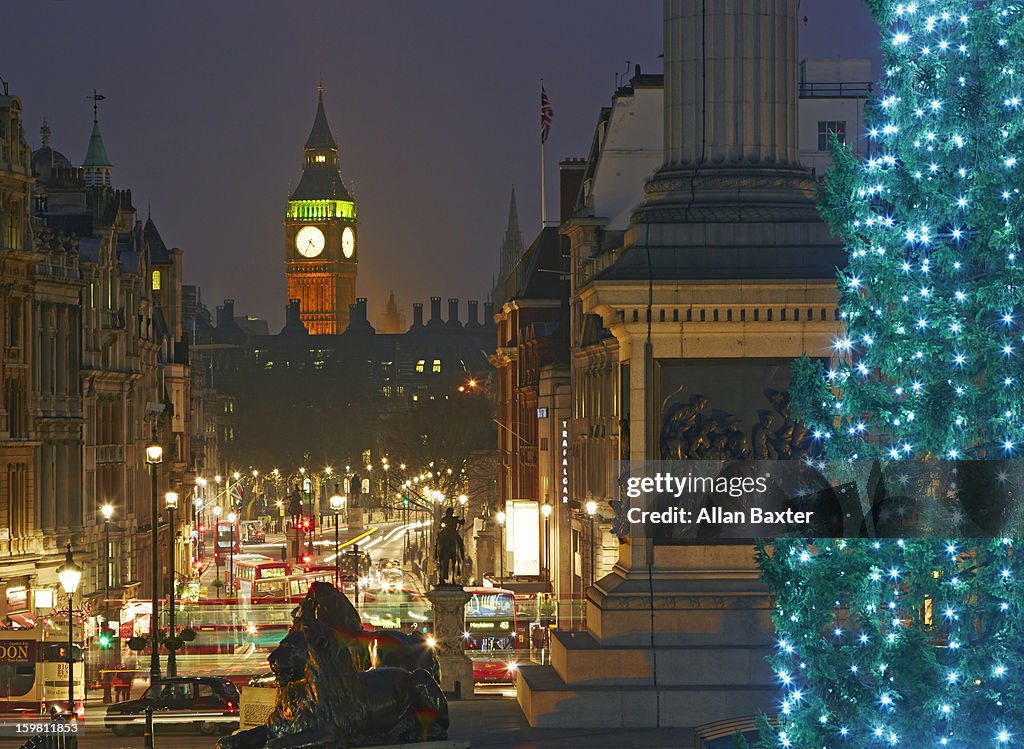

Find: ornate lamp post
<box><xmin>145</xmin><ymin>438</ymin><xmax>163</xmax><ymax>682</ymax></box>
<box><xmin>212</xmin><ymin>505</ymin><xmax>223</xmax><ymax>592</ymax></box>
<box><xmin>195</xmin><ymin>476</ymin><xmax>207</xmax><ymax>559</ymax></box>
<box><xmin>585</xmin><ymin>500</ymin><xmax>598</xmax><ymax>589</ymax></box>
<box><xmin>227</xmin><ymin>511</ymin><xmax>237</xmax><ymax>595</ymax></box>
<box><xmin>458</xmin><ymin>494</ymin><xmax>468</xmax><ymax>521</ymax></box>
<box><xmin>165</xmin><ymin>491</ymin><xmax>179</xmax><ymax>677</ymax></box>
<box><xmin>329</xmin><ymin>488</ymin><xmax>344</xmax><ymax>589</ymax></box>
<box><xmin>101</xmin><ymin>503</ymin><xmax>114</xmax><ymax>617</ymax></box>
<box><xmin>57</xmin><ymin>545</ymin><xmax>82</xmax><ymax>718</ymax></box>
<box><xmin>496</xmin><ymin>511</ymin><xmax>506</xmax><ymax>585</ymax></box>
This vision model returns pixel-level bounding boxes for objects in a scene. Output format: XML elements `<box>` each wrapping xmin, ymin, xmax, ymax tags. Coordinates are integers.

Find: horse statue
<box><xmin>434</xmin><ymin>506</ymin><xmax>465</xmax><ymax>586</ymax></box>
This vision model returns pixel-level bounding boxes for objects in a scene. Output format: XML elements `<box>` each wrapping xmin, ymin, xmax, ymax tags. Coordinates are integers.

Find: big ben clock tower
<box><xmin>284</xmin><ymin>85</ymin><xmax>357</xmax><ymax>334</ymax></box>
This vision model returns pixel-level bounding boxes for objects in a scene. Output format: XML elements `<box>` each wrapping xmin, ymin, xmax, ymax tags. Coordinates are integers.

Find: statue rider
<box><xmin>434</xmin><ymin>507</ymin><xmax>465</xmax><ymax>586</ymax></box>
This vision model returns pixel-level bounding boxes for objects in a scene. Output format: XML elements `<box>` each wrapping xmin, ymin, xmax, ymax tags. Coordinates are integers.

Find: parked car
<box><xmin>104</xmin><ymin>676</ymin><xmax>240</xmax><ymax>736</ymax></box>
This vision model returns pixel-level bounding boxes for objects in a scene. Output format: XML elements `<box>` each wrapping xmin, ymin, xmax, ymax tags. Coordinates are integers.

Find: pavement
<box><xmin>447</xmin><ymin>696</ymin><xmax>695</xmax><ymax>749</ymax></box>
<box><xmin>35</xmin><ymin>696</ymin><xmax>699</xmax><ymax>749</ymax></box>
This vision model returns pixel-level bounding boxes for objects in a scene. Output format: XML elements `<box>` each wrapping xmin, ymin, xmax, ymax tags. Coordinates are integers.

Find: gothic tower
<box><xmin>499</xmin><ymin>186</ymin><xmax>523</xmax><ymax>282</ymax></box>
<box><xmin>284</xmin><ymin>85</ymin><xmax>358</xmax><ymax>335</ymax></box>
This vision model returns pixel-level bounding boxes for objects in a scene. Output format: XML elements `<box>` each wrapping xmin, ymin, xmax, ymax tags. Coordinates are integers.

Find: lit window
<box><xmin>415</xmin><ymin>359</ymin><xmax>425</xmax><ymax>373</ymax></box>
<box><xmin>315</xmin><ymin>154</ymin><xmax>326</xmax><ymax>163</ymax></box>
<box><xmin>432</xmin><ymin>359</ymin><xmax>442</xmax><ymax>373</ymax></box>
<box><xmin>151</xmin><ymin>270</ymin><xmax>161</xmax><ymax>290</ymax></box>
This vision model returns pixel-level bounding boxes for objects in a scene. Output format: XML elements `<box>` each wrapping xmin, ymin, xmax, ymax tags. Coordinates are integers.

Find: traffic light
<box><xmin>301</xmin><ymin>554</ymin><xmax>313</xmax><ymax>568</ymax></box>
<box><xmin>213</xmin><ymin>550</ymin><xmax>220</xmax><ymax>563</ymax></box>
<box><xmin>194</xmin><ymin>559</ymin><xmax>205</xmax><ymax>574</ymax></box>
<box><xmin>97</xmin><ymin>628</ymin><xmax>114</xmax><ymax>649</ymax></box>
<box><xmin>198</xmin><ymin>524</ymin><xmax>205</xmax><ymax>534</ymax></box>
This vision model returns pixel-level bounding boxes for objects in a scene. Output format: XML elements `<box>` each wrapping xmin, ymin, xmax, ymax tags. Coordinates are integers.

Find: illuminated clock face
<box><xmin>342</xmin><ymin>227</ymin><xmax>355</xmax><ymax>258</ymax></box>
<box><xmin>295</xmin><ymin>226</ymin><xmax>325</xmax><ymax>258</ymax></box>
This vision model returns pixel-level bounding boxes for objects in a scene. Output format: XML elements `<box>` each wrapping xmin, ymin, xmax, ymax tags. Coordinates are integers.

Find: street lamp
<box><xmin>496</xmin><ymin>511</ymin><xmax>506</xmax><ymax>585</ymax></box>
<box><xmin>165</xmin><ymin>491</ymin><xmax>179</xmax><ymax>677</ymax></box>
<box><xmin>329</xmin><ymin>488</ymin><xmax>344</xmax><ymax>589</ymax></box>
<box><xmin>212</xmin><ymin>505</ymin><xmax>223</xmax><ymax>591</ymax></box>
<box><xmin>145</xmin><ymin>438</ymin><xmax>163</xmax><ymax>683</ymax></box>
<box><xmin>227</xmin><ymin>511</ymin><xmax>237</xmax><ymax>595</ymax></box>
<box><xmin>585</xmin><ymin>500</ymin><xmax>598</xmax><ymax>589</ymax></box>
<box><xmin>101</xmin><ymin>503</ymin><xmax>114</xmax><ymax>618</ymax></box>
<box><xmin>458</xmin><ymin>494</ymin><xmax>468</xmax><ymax>522</ymax></box>
<box><xmin>541</xmin><ymin>503</ymin><xmax>552</xmax><ymax>579</ymax></box>
<box><xmin>57</xmin><ymin>544</ymin><xmax>82</xmax><ymax>718</ymax></box>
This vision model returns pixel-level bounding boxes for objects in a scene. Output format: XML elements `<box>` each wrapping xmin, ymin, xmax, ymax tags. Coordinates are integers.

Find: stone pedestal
<box><xmin>348</xmin><ymin>508</ymin><xmax>365</xmax><ymax>533</ymax></box>
<box><xmin>517</xmin><ymin>0</ymin><xmax>842</xmax><ymax>743</ymax></box>
<box><xmin>426</xmin><ymin>586</ymin><xmax>474</xmax><ymax>699</ymax></box>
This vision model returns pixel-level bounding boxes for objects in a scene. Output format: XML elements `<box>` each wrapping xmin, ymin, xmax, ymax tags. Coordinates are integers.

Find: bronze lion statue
<box><xmin>218</xmin><ymin>583</ymin><xmax>448</xmax><ymax>749</ymax></box>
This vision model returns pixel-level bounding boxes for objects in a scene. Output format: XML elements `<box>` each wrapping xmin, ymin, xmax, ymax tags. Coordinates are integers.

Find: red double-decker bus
<box><xmin>462</xmin><ymin>587</ymin><xmax>518</xmax><ymax>683</ymax></box>
<box><xmin>234</xmin><ymin>558</ymin><xmax>291</xmax><ymax>604</ymax></box>
<box><xmin>215</xmin><ymin>520</ymin><xmax>241</xmax><ymax>556</ymax></box>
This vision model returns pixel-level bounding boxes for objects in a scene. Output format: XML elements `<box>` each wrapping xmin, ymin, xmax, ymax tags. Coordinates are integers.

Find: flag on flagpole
<box><xmin>540</xmin><ymin>85</ymin><xmax>553</xmax><ymax>144</ymax></box>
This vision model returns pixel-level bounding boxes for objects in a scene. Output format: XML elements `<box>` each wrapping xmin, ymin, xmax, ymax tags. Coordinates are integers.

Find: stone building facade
<box><xmin>0</xmin><ymin>82</ymin><xmax>192</xmax><ymax>630</ymax></box>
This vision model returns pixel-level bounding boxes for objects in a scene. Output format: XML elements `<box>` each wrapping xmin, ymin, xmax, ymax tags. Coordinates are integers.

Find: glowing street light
<box><xmin>329</xmin><ymin>489</ymin><xmax>345</xmax><ymax>588</ymax></box>
<box><xmin>165</xmin><ymin>491</ymin><xmax>179</xmax><ymax>676</ymax></box>
<box><xmin>227</xmin><ymin>511</ymin><xmax>237</xmax><ymax>594</ymax></box>
<box><xmin>495</xmin><ymin>511</ymin><xmax>506</xmax><ymax>584</ymax></box>
<box><xmin>57</xmin><ymin>545</ymin><xmax>82</xmax><ymax>718</ymax></box>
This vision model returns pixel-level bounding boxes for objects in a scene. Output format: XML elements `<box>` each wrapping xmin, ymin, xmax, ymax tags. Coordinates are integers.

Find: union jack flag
<box><xmin>540</xmin><ymin>85</ymin><xmax>553</xmax><ymax>144</ymax></box>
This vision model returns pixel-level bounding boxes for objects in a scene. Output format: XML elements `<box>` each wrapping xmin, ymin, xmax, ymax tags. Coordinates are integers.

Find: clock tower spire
<box><xmin>284</xmin><ymin>83</ymin><xmax>358</xmax><ymax>335</ymax></box>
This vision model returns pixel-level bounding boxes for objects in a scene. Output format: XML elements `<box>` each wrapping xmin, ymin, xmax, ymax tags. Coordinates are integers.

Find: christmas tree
<box><xmin>760</xmin><ymin>2</ymin><xmax>1024</xmax><ymax>747</ymax></box>
<box><xmin>758</xmin><ymin>537</ymin><xmax>1023</xmax><ymax>748</ymax></box>
<box><xmin>792</xmin><ymin>0</ymin><xmax>1024</xmax><ymax>458</ymax></box>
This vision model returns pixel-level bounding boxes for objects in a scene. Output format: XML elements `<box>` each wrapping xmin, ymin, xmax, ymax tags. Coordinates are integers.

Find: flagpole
<box><xmin>541</xmin><ymin>140</ymin><xmax>546</xmax><ymax>228</ymax></box>
<box><xmin>540</xmin><ymin>80</ymin><xmax>547</xmax><ymax>228</ymax></box>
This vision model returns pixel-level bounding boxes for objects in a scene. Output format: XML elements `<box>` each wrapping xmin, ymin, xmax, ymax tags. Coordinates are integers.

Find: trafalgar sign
<box><xmin>560</xmin><ymin>419</ymin><xmax>570</xmax><ymax>504</ymax></box>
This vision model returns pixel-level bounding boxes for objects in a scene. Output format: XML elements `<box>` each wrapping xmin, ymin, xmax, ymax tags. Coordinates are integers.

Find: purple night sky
<box><xmin>6</xmin><ymin>1</ymin><xmax>880</xmax><ymax>330</ymax></box>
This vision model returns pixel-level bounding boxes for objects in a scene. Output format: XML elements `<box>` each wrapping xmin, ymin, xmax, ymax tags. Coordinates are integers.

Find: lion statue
<box><xmin>218</xmin><ymin>583</ymin><xmax>448</xmax><ymax>749</ymax></box>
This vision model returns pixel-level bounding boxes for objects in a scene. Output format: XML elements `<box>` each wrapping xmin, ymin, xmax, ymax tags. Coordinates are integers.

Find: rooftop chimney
<box><xmin>346</xmin><ymin>297</ymin><xmax>374</xmax><ymax>333</ymax></box>
<box><xmin>428</xmin><ymin>296</ymin><xmax>443</xmax><ymax>327</ymax></box>
<box><xmin>412</xmin><ymin>303</ymin><xmax>424</xmax><ymax>328</ymax></box>
<box><xmin>281</xmin><ymin>299</ymin><xmax>308</xmax><ymax>336</ymax></box>
<box><xmin>466</xmin><ymin>300</ymin><xmax>480</xmax><ymax>329</ymax></box>
<box><xmin>216</xmin><ymin>299</ymin><xmax>235</xmax><ymax>328</ymax></box>
<box><xmin>483</xmin><ymin>301</ymin><xmax>495</xmax><ymax>327</ymax></box>
<box><xmin>446</xmin><ymin>298</ymin><xmax>461</xmax><ymax>328</ymax></box>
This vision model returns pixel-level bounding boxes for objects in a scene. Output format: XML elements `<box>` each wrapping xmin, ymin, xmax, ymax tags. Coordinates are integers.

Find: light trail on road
<box><xmin>323</xmin><ymin>521</ymin><xmax>423</xmax><ymax>561</ymax></box>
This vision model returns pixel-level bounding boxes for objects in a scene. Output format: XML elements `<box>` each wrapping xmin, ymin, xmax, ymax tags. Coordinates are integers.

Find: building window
<box><xmin>415</xmin><ymin>359</ymin><xmax>425</xmax><ymax>373</ymax></box>
<box><xmin>151</xmin><ymin>270</ymin><xmax>161</xmax><ymax>290</ymax></box>
<box><xmin>432</xmin><ymin>359</ymin><xmax>442</xmax><ymax>373</ymax></box>
<box><xmin>315</xmin><ymin>154</ymin><xmax>326</xmax><ymax>163</ymax></box>
<box><xmin>817</xmin><ymin>121</ymin><xmax>846</xmax><ymax>151</ymax></box>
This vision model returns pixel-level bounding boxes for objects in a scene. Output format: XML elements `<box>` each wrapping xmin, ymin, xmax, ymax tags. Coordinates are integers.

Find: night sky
<box><xmin>6</xmin><ymin>1</ymin><xmax>880</xmax><ymax>330</ymax></box>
